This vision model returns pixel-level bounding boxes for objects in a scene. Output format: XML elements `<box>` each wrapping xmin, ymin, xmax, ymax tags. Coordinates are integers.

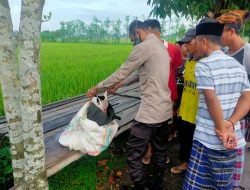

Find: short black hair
<box><xmin>225</xmin><ymin>23</ymin><xmax>241</xmax><ymax>35</ymax></box>
<box><xmin>199</xmin><ymin>35</ymin><xmax>221</xmax><ymax>45</ymax></box>
<box><xmin>144</xmin><ymin>19</ymin><xmax>161</xmax><ymax>32</ymax></box>
<box><xmin>129</xmin><ymin>20</ymin><xmax>146</xmax><ymax>35</ymax></box>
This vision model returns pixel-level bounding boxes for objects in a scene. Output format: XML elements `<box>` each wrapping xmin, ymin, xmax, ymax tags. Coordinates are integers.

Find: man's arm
<box><xmin>87</xmin><ymin>46</ymin><xmax>145</xmax><ymax>97</ymax></box>
<box><xmin>229</xmin><ymin>91</ymin><xmax>250</xmax><ymax>125</ymax></box>
<box><xmin>203</xmin><ymin>89</ymin><xmax>237</xmax><ymax>149</ymax></box>
<box><xmin>108</xmin><ymin>72</ymin><xmax>139</xmax><ymax>94</ymax></box>
<box><xmin>203</xmin><ymin>89</ymin><xmax>224</xmax><ymax>130</ymax></box>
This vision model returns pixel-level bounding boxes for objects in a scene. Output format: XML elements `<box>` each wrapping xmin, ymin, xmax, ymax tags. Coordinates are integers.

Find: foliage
<box><xmin>0</xmin><ymin>43</ymin><xmax>132</xmax><ymax>116</ymax></box>
<box><xmin>0</xmin><ymin>135</ymin><xmax>13</xmax><ymax>189</ymax></box>
<box><xmin>147</xmin><ymin>0</ymin><xmax>250</xmax><ymax>19</ymax></box>
<box><xmin>147</xmin><ymin>0</ymin><xmax>250</xmax><ymax>41</ymax></box>
<box><xmin>41</xmin><ymin>16</ymin><xmax>130</xmax><ymax>43</ymax></box>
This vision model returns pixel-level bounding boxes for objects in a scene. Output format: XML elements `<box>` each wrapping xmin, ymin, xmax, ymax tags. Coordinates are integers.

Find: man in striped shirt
<box><xmin>183</xmin><ymin>18</ymin><xmax>250</xmax><ymax>190</ymax></box>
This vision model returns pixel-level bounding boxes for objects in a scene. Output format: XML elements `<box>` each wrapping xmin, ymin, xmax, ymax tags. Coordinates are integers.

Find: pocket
<box><xmin>127</xmin><ymin>122</ymin><xmax>151</xmax><ymax>152</ymax></box>
<box><xmin>130</xmin><ymin>122</ymin><xmax>151</xmax><ymax>139</ymax></box>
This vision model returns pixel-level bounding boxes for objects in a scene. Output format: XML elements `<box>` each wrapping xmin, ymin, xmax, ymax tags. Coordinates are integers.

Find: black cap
<box><xmin>196</xmin><ymin>18</ymin><xmax>224</xmax><ymax>37</ymax></box>
<box><xmin>179</xmin><ymin>27</ymin><xmax>196</xmax><ymax>43</ymax></box>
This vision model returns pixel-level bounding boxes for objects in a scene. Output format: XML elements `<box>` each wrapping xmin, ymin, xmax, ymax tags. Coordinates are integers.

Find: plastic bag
<box><xmin>59</xmin><ymin>94</ymin><xmax>119</xmax><ymax>156</ymax></box>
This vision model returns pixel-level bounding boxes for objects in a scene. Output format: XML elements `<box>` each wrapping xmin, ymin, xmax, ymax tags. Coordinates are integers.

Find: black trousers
<box><xmin>126</xmin><ymin>119</ymin><xmax>171</xmax><ymax>184</ymax></box>
<box><xmin>177</xmin><ymin>118</ymin><xmax>195</xmax><ymax>163</ymax></box>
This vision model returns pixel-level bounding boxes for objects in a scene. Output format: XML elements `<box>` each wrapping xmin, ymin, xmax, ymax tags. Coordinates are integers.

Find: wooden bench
<box><xmin>0</xmin><ymin>83</ymin><xmax>141</xmax><ymax>177</ymax></box>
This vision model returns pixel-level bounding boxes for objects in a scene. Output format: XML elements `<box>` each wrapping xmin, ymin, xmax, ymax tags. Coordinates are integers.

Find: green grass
<box><xmin>0</xmin><ymin>43</ymin><xmax>132</xmax><ymax>116</ymax></box>
<box><xmin>48</xmin><ymin>150</ymin><xmax>126</xmax><ymax>190</ymax></box>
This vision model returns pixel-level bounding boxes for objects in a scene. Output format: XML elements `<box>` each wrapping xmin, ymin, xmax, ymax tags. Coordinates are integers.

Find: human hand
<box><xmin>215</xmin><ymin>120</ymin><xmax>234</xmax><ymax>139</ymax></box>
<box><xmin>215</xmin><ymin>122</ymin><xmax>237</xmax><ymax>150</ymax></box>
<box><xmin>108</xmin><ymin>83</ymin><xmax>123</xmax><ymax>94</ymax></box>
<box><xmin>86</xmin><ymin>86</ymin><xmax>98</xmax><ymax>98</ymax></box>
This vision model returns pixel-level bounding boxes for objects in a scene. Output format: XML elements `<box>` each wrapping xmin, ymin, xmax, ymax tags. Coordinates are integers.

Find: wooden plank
<box><xmin>44</xmin><ymin>82</ymin><xmax>139</xmax><ymax>113</ymax></box>
<box><xmin>46</xmin><ymin>151</ymin><xmax>83</xmax><ymax>177</ymax></box>
<box><xmin>0</xmin><ymin>84</ymin><xmax>140</xmax><ymax>135</ymax></box>
<box><xmin>42</xmin><ymin>95</ymin><xmax>122</xmax><ymax>121</ymax></box>
<box><xmin>0</xmin><ymin>97</ymin><xmax>139</xmax><ymax>135</ymax></box>
<box><xmin>44</xmin><ymin>95</ymin><xmax>137</xmax><ymax>123</ymax></box>
<box><xmin>0</xmin><ymin>83</ymin><xmax>140</xmax><ymax>125</ymax></box>
<box><xmin>43</xmin><ymin>97</ymin><xmax>140</xmax><ymax>134</ymax></box>
<box><xmin>0</xmin><ymin>116</ymin><xmax>5</xmax><ymax>124</ymax></box>
<box><xmin>0</xmin><ymin>95</ymin><xmax>140</xmax><ymax>135</ymax></box>
<box><xmin>43</xmin><ymin>83</ymin><xmax>140</xmax><ymax>116</ymax></box>
<box><xmin>0</xmin><ymin>123</ymin><xmax>7</xmax><ymax>134</ymax></box>
<box><xmin>42</xmin><ymin>94</ymin><xmax>116</xmax><ymax>116</ymax></box>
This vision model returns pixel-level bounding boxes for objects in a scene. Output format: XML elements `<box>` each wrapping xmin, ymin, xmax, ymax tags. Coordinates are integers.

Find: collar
<box><xmin>145</xmin><ymin>33</ymin><xmax>156</xmax><ymax>41</ymax></box>
<box><xmin>209</xmin><ymin>50</ymin><xmax>224</xmax><ymax>56</ymax></box>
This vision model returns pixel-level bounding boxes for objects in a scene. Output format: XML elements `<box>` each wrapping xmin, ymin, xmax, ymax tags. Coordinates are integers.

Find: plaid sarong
<box><xmin>233</xmin><ymin>147</ymin><xmax>245</xmax><ymax>187</ymax></box>
<box><xmin>232</xmin><ymin>119</ymin><xmax>248</xmax><ymax>187</ymax></box>
<box><xmin>183</xmin><ymin>140</ymin><xmax>236</xmax><ymax>190</ymax></box>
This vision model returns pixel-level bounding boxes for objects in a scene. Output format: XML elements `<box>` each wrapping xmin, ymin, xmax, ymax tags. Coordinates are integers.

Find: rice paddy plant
<box><xmin>0</xmin><ymin>42</ymin><xmax>132</xmax><ymax>116</ymax></box>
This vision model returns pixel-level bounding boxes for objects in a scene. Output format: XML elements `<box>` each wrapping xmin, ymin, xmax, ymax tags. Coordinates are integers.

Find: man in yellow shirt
<box><xmin>171</xmin><ymin>27</ymin><xmax>200</xmax><ymax>174</ymax></box>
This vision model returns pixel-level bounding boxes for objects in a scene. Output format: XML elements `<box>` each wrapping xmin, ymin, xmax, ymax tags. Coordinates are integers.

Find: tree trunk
<box><xmin>18</xmin><ymin>0</ymin><xmax>48</xmax><ymax>189</ymax></box>
<box><xmin>0</xmin><ymin>0</ymin><xmax>24</xmax><ymax>184</ymax></box>
<box><xmin>214</xmin><ymin>0</ymin><xmax>225</xmax><ymax>17</ymax></box>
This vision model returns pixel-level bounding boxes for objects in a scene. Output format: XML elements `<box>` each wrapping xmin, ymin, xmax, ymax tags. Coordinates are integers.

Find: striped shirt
<box><xmin>194</xmin><ymin>50</ymin><xmax>250</xmax><ymax>150</ymax></box>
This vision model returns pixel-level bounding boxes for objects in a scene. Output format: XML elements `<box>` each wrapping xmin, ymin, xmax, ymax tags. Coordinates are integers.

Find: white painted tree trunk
<box><xmin>18</xmin><ymin>0</ymin><xmax>48</xmax><ymax>189</ymax></box>
<box><xmin>1</xmin><ymin>0</ymin><xmax>48</xmax><ymax>189</ymax></box>
<box><xmin>0</xmin><ymin>0</ymin><xmax>24</xmax><ymax>184</ymax></box>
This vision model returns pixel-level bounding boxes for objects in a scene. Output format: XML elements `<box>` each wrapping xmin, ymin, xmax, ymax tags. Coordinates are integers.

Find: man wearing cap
<box><xmin>217</xmin><ymin>11</ymin><xmax>250</xmax><ymax>189</ymax></box>
<box><xmin>87</xmin><ymin>20</ymin><xmax>172</xmax><ymax>190</ymax></box>
<box><xmin>170</xmin><ymin>27</ymin><xmax>200</xmax><ymax>174</ymax></box>
<box><xmin>183</xmin><ymin>18</ymin><xmax>250</xmax><ymax>189</ymax></box>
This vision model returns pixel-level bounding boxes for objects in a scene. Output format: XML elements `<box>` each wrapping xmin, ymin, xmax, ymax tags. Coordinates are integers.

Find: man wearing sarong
<box><xmin>183</xmin><ymin>18</ymin><xmax>250</xmax><ymax>190</ymax></box>
<box><xmin>217</xmin><ymin>11</ymin><xmax>250</xmax><ymax>189</ymax></box>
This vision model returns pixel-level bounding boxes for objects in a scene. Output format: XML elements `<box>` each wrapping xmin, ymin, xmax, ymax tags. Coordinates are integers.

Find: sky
<box><xmin>9</xmin><ymin>0</ymin><xmax>154</xmax><ymax>31</ymax></box>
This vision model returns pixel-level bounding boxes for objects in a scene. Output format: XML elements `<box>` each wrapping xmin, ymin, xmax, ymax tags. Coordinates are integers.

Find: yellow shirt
<box><xmin>179</xmin><ymin>60</ymin><xmax>199</xmax><ymax>124</ymax></box>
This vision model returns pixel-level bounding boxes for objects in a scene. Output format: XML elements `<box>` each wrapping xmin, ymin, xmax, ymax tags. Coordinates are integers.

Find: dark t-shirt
<box><xmin>230</xmin><ymin>46</ymin><xmax>250</xmax><ymax>119</ymax></box>
<box><xmin>232</xmin><ymin>48</ymin><xmax>244</xmax><ymax>65</ymax></box>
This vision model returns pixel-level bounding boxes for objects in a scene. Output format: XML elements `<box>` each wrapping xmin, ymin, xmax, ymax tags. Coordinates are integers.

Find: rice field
<box><xmin>0</xmin><ymin>43</ymin><xmax>132</xmax><ymax>116</ymax></box>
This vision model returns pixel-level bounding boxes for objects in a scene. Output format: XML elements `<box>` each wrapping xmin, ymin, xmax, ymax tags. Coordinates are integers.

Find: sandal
<box><xmin>142</xmin><ymin>156</ymin><xmax>151</xmax><ymax>165</ymax></box>
<box><xmin>166</xmin><ymin>157</ymin><xmax>170</xmax><ymax>164</ymax></box>
<box><xmin>170</xmin><ymin>166</ymin><xmax>187</xmax><ymax>174</ymax></box>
